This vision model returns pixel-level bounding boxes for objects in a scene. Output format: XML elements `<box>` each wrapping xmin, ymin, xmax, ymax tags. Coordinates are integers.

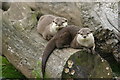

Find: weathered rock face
<box><xmin>80</xmin><ymin>2</ymin><xmax>120</xmax><ymax>63</ymax></box>
<box><xmin>94</xmin><ymin>27</ymin><xmax>120</xmax><ymax>62</ymax></box>
<box><xmin>94</xmin><ymin>27</ymin><xmax>120</xmax><ymax>77</ymax></box>
<box><xmin>2</xmin><ymin>2</ymin><xmax>120</xmax><ymax>79</ymax></box>
<box><xmin>26</xmin><ymin>2</ymin><xmax>83</xmax><ymax>27</ymax></box>
<box><xmin>3</xmin><ymin>2</ymin><xmax>32</xmax><ymax>21</ymax></box>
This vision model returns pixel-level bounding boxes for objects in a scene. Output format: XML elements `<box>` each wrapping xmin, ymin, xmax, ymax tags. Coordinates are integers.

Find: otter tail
<box><xmin>42</xmin><ymin>38</ymin><xmax>56</xmax><ymax>78</ymax></box>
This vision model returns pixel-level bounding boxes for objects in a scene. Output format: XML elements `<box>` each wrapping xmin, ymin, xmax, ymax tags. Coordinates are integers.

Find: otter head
<box><xmin>77</xmin><ymin>28</ymin><xmax>93</xmax><ymax>41</ymax></box>
<box><xmin>52</xmin><ymin>17</ymin><xmax>68</xmax><ymax>31</ymax></box>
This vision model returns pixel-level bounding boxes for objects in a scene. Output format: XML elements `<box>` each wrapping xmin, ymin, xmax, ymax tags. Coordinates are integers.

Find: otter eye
<box><xmin>80</xmin><ymin>33</ymin><xmax>83</xmax><ymax>35</ymax></box>
<box><xmin>65</xmin><ymin>20</ymin><xmax>67</xmax><ymax>22</ymax></box>
<box><xmin>90</xmin><ymin>31</ymin><xmax>93</xmax><ymax>33</ymax></box>
<box><xmin>77</xmin><ymin>32</ymin><xmax>80</xmax><ymax>34</ymax></box>
<box><xmin>53</xmin><ymin>21</ymin><xmax>57</xmax><ymax>24</ymax></box>
<box><xmin>62</xmin><ymin>22</ymin><xmax>64</xmax><ymax>23</ymax></box>
<box><xmin>87</xmin><ymin>33</ymin><xmax>89</xmax><ymax>35</ymax></box>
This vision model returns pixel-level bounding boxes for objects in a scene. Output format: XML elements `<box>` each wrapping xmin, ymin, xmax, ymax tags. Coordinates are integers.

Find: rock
<box><xmin>94</xmin><ymin>27</ymin><xmax>120</xmax><ymax>77</ymax></box>
<box><xmin>3</xmin><ymin>2</ymin><xmax>32</xmax><ymax>21</ymax></box>
<box><xmin>81</xmin><ymin>2</ymin><xmax>120</xmax><ymax>64</ymax></box>
<box><xmin>89</xmin><ymin>2</ymin><xmax>120</xmax><ymax>40</ymax></box>
<box><xmin>27</xmin><ymin>2</ymin><xmax>83</xmax><ymax>27</ymax></box>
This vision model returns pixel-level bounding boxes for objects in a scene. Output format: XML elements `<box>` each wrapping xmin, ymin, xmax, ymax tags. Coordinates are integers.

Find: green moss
<box><xmin>32</xmin><ymin>61</ymin><xmax>41</xmax><ymax>79</ymax></box>
<box><xmin>0</xmin><ymin>56</ymin><xmax>2</xmax><ymax>78</ymax></box>
<box><xmin>44</xmin><ymin>71</ymin><xmax>51</xmax><ymax>78</ymax></box>
<box><xmin>1</xmin><ymin>56</ymin><xmax>26</xmax><ymax>78</ymax></box>
<box><xmin>32</xmin><ymin>60</ymin><xmax>51</xmax><ymax>79</ymax></box>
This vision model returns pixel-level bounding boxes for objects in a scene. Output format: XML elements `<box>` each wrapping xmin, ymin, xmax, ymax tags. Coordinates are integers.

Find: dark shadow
<box><xmin>2</xmin><ymin>2</ymin><xmax>11</xmax><ymax>11</ymax></box>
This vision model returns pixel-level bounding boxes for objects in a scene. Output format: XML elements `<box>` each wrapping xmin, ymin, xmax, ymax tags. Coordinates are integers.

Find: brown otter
<box><xmin>42</xmin><ymin>25</ymin><xmax>95</xmax><ymax>78</ymax></box>
<box><xmin>70</xmin><ymin>28</ymin><xmax>95</xmax><ymax>52</ymax></box>
<box><xmin>37</xmin><ymin>15</ymin><xmax>68</xmax><ymax>40</ymax></box>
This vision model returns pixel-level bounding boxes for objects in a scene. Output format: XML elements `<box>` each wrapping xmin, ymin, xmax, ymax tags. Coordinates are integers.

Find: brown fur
<box><xmin>37</xmin><ymin>15</ymin><xmax>68</xmax><ymax>40</ymax></box>
<box><xmin>71</xmin><ymin>28</ymin><xmax>95</xmax><ymax>49</ymax></box>
<box><xmin>42</xmin><ymin>26</ymin><xmax>95</xmax><ymax>78</ymax></box>
<box><xmin>42</xmin><ymin>25</ymin><xmax>80</xmax><ymax>78</ymax></box>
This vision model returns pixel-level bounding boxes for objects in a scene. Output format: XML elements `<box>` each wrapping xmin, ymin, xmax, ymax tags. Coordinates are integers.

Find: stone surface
<box><xmin>27</xmin><ymin>2</ymin><xmax>83</xmax><ymax>27</ymax></box>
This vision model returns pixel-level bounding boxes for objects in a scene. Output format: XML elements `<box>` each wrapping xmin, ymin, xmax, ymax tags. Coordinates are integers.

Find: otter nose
<box><xmin>58</xmin><ymin>24</ymin><xmax>61</xmax><ymax>26</ymax></box>
<box><xmin>83</xmin><ymin>36</ymin><xmax>86</xmax><ymax>38</ymax></box>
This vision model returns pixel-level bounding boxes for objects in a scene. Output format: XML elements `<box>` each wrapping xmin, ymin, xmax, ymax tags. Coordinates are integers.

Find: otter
<box><xmin>70</xmin><ymin>28</ymin><xmax>95</xmax><ymax>53</ymax></box>
<box><xmin>42</xmin><ymin>25</ymin><xmax>95</xmax><ymax>78</ymax></box>
<box><xmin>37</xmin><ymin>15</ymin><xmax>68</xmax><ymax>40</ymax></box>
